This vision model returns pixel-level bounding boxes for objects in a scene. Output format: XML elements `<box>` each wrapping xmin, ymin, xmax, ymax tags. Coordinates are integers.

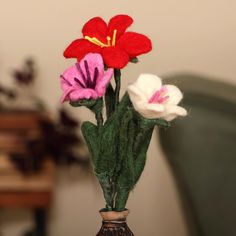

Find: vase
<box><xmin>96</xmin><ymin>209</ymin><xmax>134</xmax><ymax>236</ymax></box>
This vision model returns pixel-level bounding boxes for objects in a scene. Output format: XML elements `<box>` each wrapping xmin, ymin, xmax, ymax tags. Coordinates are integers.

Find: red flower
<box><xmin>63</xmin><ymin>15</ymin><xmax>152</xmax><ymax>69</ymax></box>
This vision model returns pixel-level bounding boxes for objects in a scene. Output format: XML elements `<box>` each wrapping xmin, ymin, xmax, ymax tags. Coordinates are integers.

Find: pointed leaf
<box><xmin>133</xmin><ymin>128</ymin><xmax>154</xmax><ymax>185</ymax></box>
<box><xmin>81</xmin><ymin>121</ymin><xmax>99</xmax><ymax>164</ymax></box>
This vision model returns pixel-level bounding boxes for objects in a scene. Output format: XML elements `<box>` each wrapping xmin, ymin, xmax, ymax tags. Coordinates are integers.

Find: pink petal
<box><xmin>68</xmin><ymin>88</ymin><xmax>99</xmax><ymax>101</ymax></box>
<box><xmin>79</xmin><ymin>53</ymin><xmax>105</xmax><ymax>85</ymax></box>
<box><xmin>95</xmin><ymin>68</ymin><xmax>114</xmax><ymax>96</ymax></box>
<box><xmin>61</xmin><ymin>87</ymin><xmax>76</xmax><ymax>103</ymax></box>
<box><xmin>60</xmin><ymin>75</ymin><xmax>72</xmax><ymax>92</ymax></box>
<box><xmin>61</xmin><ymin>65</ymin><xmax>85</xmax><ymax>89</ymax></box>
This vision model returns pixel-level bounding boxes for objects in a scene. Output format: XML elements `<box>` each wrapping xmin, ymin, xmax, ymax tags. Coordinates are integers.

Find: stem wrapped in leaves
<box><xmin>72</xmin><ymin>75</ymin><xmax>171</xmax><ymax>211</ymax></box>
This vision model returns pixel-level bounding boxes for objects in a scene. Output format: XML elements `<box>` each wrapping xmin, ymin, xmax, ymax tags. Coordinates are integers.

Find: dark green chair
<box><xmin>159</xmin><ymin>74</ymin><xmax>236</xmax><ymax>236</ymax></box>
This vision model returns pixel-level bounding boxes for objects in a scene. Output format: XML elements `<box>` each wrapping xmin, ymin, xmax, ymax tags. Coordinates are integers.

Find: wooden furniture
<box><xmin>0</xmin><ymin>111</ymin><xmax>55</xmax><ymax>236</ymax></box>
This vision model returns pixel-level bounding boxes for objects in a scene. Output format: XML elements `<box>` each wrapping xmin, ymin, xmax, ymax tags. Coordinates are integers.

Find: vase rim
<box><xmin>99</xmin><ymin>209</ymin><xmax>130</xmax><ymax>221</ymax></box>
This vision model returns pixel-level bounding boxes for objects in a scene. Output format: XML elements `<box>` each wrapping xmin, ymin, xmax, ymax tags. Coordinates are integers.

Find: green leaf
<box><xmin>82</xmin><ymin>120</ymin><xmax>115</xmax><ymax>209</ymax></box>
<box><xmin>133</xmin><ymin>128</ymin><xmax>154</xmax><ymax>185</ymax></box>
<box><xmin>114</xmin><ymin>189</ymin><xmax>130</xmax><ymax>211</ymax></box>
<box><xmin>94</xmin><ymin>110</ymin><xmax>120</xmax><ymax>176</ymax></box>
<box><xmin>114</xmin><ymin>111</ymin><xmax>135</xmax><ymax>211</ymax></box>
<box><xmin>70</xmin><ymin>98</ymin><xmax>103</xmax><ymax>114</ymax></box>
<box><xmin>81</xmin><ymin>121</ymin><xmax>99</xmax><ymax>165</ymax></box>
<box><xmin>135</xmin><ymin>112</ymin><xmax>171</xmax><ymax>129</ymax></box>
<box><xmin>130</xmin><ymin>57</ymin><xmax>139</xmax><ymax>63</ymax></box>
<box><xmin>94</xmin><ymin>93</ymin><xmax>132</xmax><ymax>178</ymax></box>
<box><xmin>70</xmin><ymin>99</ymin><xmax>97</xmax><ymax>108</ymax></box>
<box><xmin>114</xmin><ymin>110</ymin><xmax>134</xmax><ymax>182</ymax></box>
<box><xmin>96</xmin><ymin>172</ymin><xmax>114</xmax><ymax>210</ymax></box>
<box><xmin>106</xmin><ymin>92</ymin><xmax>131</xmax><ymax>122</ymax></box>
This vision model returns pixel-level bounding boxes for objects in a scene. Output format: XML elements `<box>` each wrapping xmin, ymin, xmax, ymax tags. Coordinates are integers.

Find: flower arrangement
<box><xmin>60</xmin><ymin>14</ymin><xmax>187</xmax><ymax>215</ymax></box>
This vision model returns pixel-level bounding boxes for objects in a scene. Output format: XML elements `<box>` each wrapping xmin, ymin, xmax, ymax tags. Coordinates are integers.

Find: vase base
<box><xmin>96</xmin><ymin>221</ymin><xmax>134</xmax><ymax>236</ymax></box>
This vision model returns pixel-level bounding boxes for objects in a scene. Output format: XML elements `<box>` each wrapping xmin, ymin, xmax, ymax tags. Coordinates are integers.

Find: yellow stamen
<box><xmin>112</xmin><ymin>29</ymin><xmax>117</xmax><ymax>46</ymax></box>
<box><xmin>92</xmin><ymin>37</ymin><xmax>108</xmax><ymax>48</ymax></box>
<box><xmin>85</xmin><ymin>29</ymin><xmax>118</xmax><ymax>48</ymax></box>
<box><xmin>107</xmin><ymin>36</ymin><xmax>111</xmax><ymax>46</ymax></box>
<box><xmin>84</xmin><ymin>36</ymin><xmax>101</xmax><ymax>46</ymax></box>
<box><xmin>84</xmin><ymin>36</ymin><xmax>108</xmax><ymax>48</ymax></box>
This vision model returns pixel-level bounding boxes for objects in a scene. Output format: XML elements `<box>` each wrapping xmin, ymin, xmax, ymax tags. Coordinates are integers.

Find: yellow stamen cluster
<box><xmin>85</xmin><ymin>29</ymin><xmax>117</xmax><ymax>48</ymax></box>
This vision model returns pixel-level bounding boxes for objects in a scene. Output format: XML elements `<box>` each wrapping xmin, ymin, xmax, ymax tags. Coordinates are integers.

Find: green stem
<box><xmin>91</xmin><ymin>98</ymin><xmax>104</xmax><ymax>133</ymax></box>
<box><xmin>105</xmin><ymin>83</ymin><xmax>115</xmax><ymax>118</ymax></box>
<box><xmin>110</xmin><ymin>181</ymin><xmax>116</xmax><ymax>209</ymax></box>
<box><xmin>95</xmin><ymin>110</ymin><xmax>103</xmax><ymax>129</ymax></box>
<box><xmin>115</xmin><ymin>189</ymin><xmax>130</xmax><ymax>211</ymax></box>
<box><xmin>97</xmin><ymin>176</ymin><xmax>113</xmax><ymax>210</ymax></box>
<box><xmin>114</xmin><ymin>69</ymin><xmax>121</xmax><ymax>108</ymax></box>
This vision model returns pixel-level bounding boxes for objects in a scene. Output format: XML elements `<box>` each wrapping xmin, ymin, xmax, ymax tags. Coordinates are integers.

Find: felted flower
<box><xmin>127</xmin><ymin>74</ymin><xmax>187</xmax><ymax>121</ymax></box>
<box><xmin>63</xmin><ymin>15</ymin><xmax>152</xmax><ymax>69</ymax></box>
<box><xmin>60</xmin><ymin>53</ymin><xmax>113</xmax><ymax>102</ymax></box>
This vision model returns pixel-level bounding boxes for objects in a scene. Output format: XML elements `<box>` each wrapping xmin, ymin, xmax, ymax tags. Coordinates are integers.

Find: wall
<box><xmin>0</xmin><ymin>0</ymin><xmax>235</xmax><ymax>235</ymax></box>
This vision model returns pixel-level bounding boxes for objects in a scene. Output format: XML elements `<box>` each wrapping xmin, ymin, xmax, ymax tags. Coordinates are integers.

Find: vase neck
<box><xmin>102</xmin><ymin>220</ymin><xmax>127</xmax><ymax>227</ymax></box>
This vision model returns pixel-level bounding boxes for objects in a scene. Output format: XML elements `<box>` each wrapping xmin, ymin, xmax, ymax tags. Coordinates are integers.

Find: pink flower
<box><xmin>60</xmin><ymin>53</ymin><xmax>113</xmax><ymax>102</ymax></box>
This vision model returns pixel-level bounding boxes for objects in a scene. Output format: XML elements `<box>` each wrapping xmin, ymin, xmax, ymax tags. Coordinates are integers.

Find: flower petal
<box><xmin>102</xmin><ymin>47</ymin><xmax>129</xmax><ymax>69</ymax></box>
<box><xmin>133</xmin><ymin>74</ymin><xmax>162</xmax><ymax>99</ymax></box>
<box><xmin>61</xmin><ymin>87</ymin><xmax>75</xmax><ymax>103</ymax></box>
<box><xmin>161</xmin><ymin>105</ymin><xmax>187</xmax><ymax>121</ymax></box>
<box><xmin>108</xmin><ymin>15</ymin><xmax>133</xmax><ymax>40</ymax></box>
<box><xmin>133</xmin><ymin>101</ymin><xmax>164</xmax><ymax>119</ymax></box>
<box><xmin>79</xmin><ymin>53</ymin><xmax>105</xmax><ymax>85</ymax></box>
<box><xmin>144</xmin><ymin>103</ymin><xmax>165</xmax><ymax>119</ymax></box>
<box><xmin>68</xmin><ymin>88</ymin><xmax>99</xmax><ymax>101</ymax></box>
<box><xmin>63</xmin><ymin>39</ymin><xmax>101</xmax><ymax>61</ymax></box>
<box><xmin>61</xmin><ymin>65</ymin><xmax>84</xmax><ymax>88</ymax></box>
<box><xmin>60</xmin><ymin>75</ymin><xmax>72</xmax><ymax>92</ymax></box>
<box><xmin>82</xmin><ymin>17</ymin><xmax>108</xmax><ymax>43</ymax></box>
<box><xmin>118</xmin><ymin>32</ymin><xmax>152</xmax><ymax>58</ymax></box>
<box><xmin>165</xmin><ymin>85</ymin><xmax>183</xmax><ymax>105</ymax></box>
<box><xmin>95</xmin><ymin>68</ymin><xmax>113</xmax><ymax>96</ymax></box>
<box><xmin>127</xmin><ymin>84</ymin><xmax>148</xmax><ymax>104</ymax></box>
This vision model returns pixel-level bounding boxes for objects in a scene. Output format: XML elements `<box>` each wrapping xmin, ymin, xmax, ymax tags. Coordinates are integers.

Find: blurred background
<box><xmin>0</xmin><ymin>0</ymin><xmax>235</xmax><ymax>236</ymax></box>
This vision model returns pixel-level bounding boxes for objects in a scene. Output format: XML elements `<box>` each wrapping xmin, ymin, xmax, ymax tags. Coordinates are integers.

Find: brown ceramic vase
<box><xmin>96</xmin><ymin>210</ymin><xmax>134</xmax><ymax>236</ymax></box>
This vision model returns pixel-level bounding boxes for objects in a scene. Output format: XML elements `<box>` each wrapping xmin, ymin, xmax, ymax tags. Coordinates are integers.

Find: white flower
<box><xmin>127</xmin><ymin>74</ymin><xmax>187</xmax><ymax>121</ymax></box>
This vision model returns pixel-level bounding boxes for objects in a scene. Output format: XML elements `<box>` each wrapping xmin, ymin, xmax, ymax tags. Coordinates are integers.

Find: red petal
<box><xmin>102</xmin><ymin>47</ymin><xmax>129</xmax><ymax>69</ymax></box>
<box><xmin>108</xmin><ymin>15</ymin><xmax>133</xmax><ymax>39</ymax></box>
<box><xmin>63</xmin><ymin>39</ymin><xmax>101</xmax><ymax>60</ymax></box>
<box><xmin>118</xmin><ymin>32</ymin><xmax>152</xmax><ymax>58</ymax></box>
<box><xmin>82</xmin><ymin>17</ymin><xmax>108</xmax><ymax>43</ymax></box>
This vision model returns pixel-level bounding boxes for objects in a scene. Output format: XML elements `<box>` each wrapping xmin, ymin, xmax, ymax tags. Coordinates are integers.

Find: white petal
<box><xmin>133</xmin><ymin>74</ymin><xmax>162</xmax><ymax>98</ymax></box>
<box><xmin>133</xmin><ymin>102</ymin><xmax>164</xmax><ymax>119</ymax></box>
<box><xmin>128</xmin><ymin>74</ymin><xmax>187</xmax><ymax>121</ymax></box>
<box><xmin>162</xmin><ymin>105</ymin><xmax>187</xmax><ymax>121</ymax></box>
<box><xmin>127</xmin><ymin>84</ymin><xmax>148</xmax><ymax>106</ymax></box>
<box><xmin>144</xmin><ymin>103</ymin><xmax>165</xmax><ymax>119</ymax></box>
<box><xmin>165</xmin><ymin>85</ymin><xmax>183</xmax><ymax>105</ymax></box>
